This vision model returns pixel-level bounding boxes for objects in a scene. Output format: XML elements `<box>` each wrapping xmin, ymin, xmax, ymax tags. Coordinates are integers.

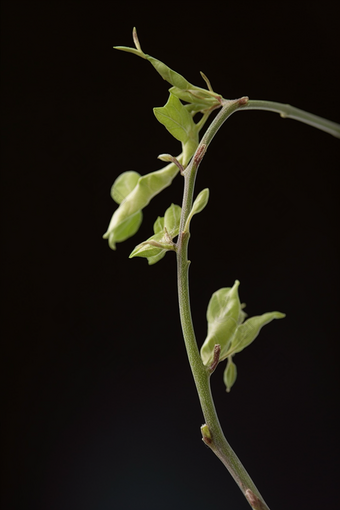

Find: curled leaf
<box><xmin>129</xmin><ymin>204</ymin><xmax>181</xmax><ymax>264</ymax></box>
<box><xmin>200</xmin><ymin>281</ymin><xmax>242</xmax><ymax>366</ymax></box>
<box><xmin>103</xmin><ymin>160</ymin><xmax>181</xmax><ymax>249</ymax></box>
<box><xmin>105</xmin><ymin>211</ymin><xmax>143</xmax><ymax>250</ymax></box>
<box><xmin>146</xmin><ymin>56</ymin><xmax>191</xmax><ymax>90</ymax></box>
<box><xmin>115</xmin><ymin>28</ymin><xmax>222</xmax><ymax>116</ymax></box>
<box><xmin>200</xmin><ymin>280</ymin><xmax>285</xmax><ymax>392</ymax></box>
<box><xmin>111</xmin><ymin>171</ymin><xmax>141</xmax><ymax>204</ymax></box>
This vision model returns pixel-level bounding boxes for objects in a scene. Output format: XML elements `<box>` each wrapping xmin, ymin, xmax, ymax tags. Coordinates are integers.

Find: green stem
<box><xmin>176</xmin><ymin>96</ymin><xmax>339</xmax><ymax>509</ymax></box>
<box><xmin>176</xmin><ymin>98</ymin><xmax>270</xmax><ymax>510</ymax></box>
<box><xmin>244</xmin><ymin>100</ymin><xmax>340</xmax><ymax>138</ymax></box>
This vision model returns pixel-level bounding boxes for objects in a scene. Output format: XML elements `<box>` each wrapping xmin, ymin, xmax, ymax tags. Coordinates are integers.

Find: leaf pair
<box><xmin>128</xmin><ymin>187</ymin><xmax>210</xmax><ymax>264</ymax></box>
<box><xmin>200</xmin><ymin>281</ymin><xmax>285</xmax><ymax>391</ymax></box>
<box><xmin>130</xmin><ymin>204</ymin><xmax>181</xmax><ymax>264</ymax></box>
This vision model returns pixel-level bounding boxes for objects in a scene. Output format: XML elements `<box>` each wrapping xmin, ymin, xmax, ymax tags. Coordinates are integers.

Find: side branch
<box><xmin>243</xmin><ymin>100</ymin><xmax>340</xmax><ymax>138</ymax></box>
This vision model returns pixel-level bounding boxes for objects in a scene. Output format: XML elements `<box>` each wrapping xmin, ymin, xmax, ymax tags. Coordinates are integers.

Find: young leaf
<box><xmin>164</xmin><ymin>203</ymin><xmax>181</xmax><ymax>234</ymax></box>
<box><xmin>111</xmin><ymin>171</ymin><xmax>141</xmax><ymax>204</ymax></box>
<box><xmin>105</xmin><ymin>210</ymin><xmax>143</xmax><ymax>250</ymax></box>
<box><xmin>200</xmin><ymin>281</ymin><xmax>285</xmax><ymax>369</ymax></box>
<box><xmin>129</xmin><ymin>232</ymin><xmax>175</xmax><ymax>259</ymax></box>
<box><xmin>103</xmin><ymin>159</ymin><xmax>182</xmax><ymax>249</ymax></box>
<box><xmin>154</xmin><ymin>94</ymin><xmax>195</xmax><ymax>144</ymax></box>
<box><xmin>153</xmin><ymin>216</ymin><xmax>164</xmax><ymax>234</ymax></box>
<box><xmin>129</xmin><ymin>204</ymin><xmax>181</xmax><ymax>264</ymax></box>
<box><xmin>223</xmin><ymin>357</ymin><xmax>237</xmax><ymax>393</ymax></box>
<box><xmin>226</xmin><ymin>311</ymin><xmax>286</xmax><ymax>356</ymax></box>
<box><xmin>146</xmin><ymin>250</ymin><xmax>167</xmax><ymax>266</ymax></box>
<box><xmin>146</xmin><ymin>56</ymin><xmax>191</xmax><ymax>90</ymax></box>
<box><xmin>114</xmin><ymin>28</ymin><xmax>223</xmax><ymax>118</ymax></box>
<box><xmin>200</xmin><ymin>281</ymin><xmax>242</xmax><ymax>366</ymax></box>
<box><xmin>184</xmin><ymin>188</ymin><xmax>209</xmax><ymax>232</ymax></box>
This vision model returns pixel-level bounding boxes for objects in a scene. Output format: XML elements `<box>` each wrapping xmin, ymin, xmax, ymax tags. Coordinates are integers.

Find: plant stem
<box><xmin>176</xmin><ymin>98</ymin><xmax>270</xmax><ymax>510</ymax></box>
<box><xmin>243</xmin><ymin>100</ymin><xmax>340</xmax><ymax>138</ymax></box>
<box><xmin>176</xmin><ymin>96</ymin><xmax>339</xmax><ymax>509</ymax></box>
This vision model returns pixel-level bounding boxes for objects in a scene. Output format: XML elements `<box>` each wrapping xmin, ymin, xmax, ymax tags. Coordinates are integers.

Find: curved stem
<box><xmin>243</xmin><ymin>100</ymin><xmax>340</xmax><ymax>138</ymax></box>
<box><xmin>176</xmin><ymin>95</ymin><xmax>338</xmax><ymax>509</ymax></box>
<box><xmin>176</xmin><ymin>98</ymin><xmax>270</xmax><ymax>510</ymax></box>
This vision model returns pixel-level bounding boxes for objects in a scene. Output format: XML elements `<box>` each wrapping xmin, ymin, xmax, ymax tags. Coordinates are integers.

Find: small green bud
<box><xmin>223</xmin><ymin>357</ymin><xmax>237</xmax><ymax>392</ymax></box>
<box><xmin>184</xmin><ymin>188</ymin><xmax>209</xmax><ymax>232</ymax></box>
<box><xmin>200</xmin><ymin>423</ymin><xmax>212</xmax><ymax>444</ymax></box>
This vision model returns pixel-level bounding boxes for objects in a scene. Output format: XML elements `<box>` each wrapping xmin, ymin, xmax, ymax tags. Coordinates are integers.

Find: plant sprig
<box><xmin>104</xmin><ymin>28</ymin><xmax>340</xmax><ymax>510</ymax></box>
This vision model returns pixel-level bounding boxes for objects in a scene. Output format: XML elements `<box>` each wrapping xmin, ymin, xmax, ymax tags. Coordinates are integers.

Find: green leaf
<box><xmin>164</xmin><ymin>203</ymin><xmax>181</xmax><ymax>235</ymax></box>
<box><xmin>184</xmin><ymin>188</ymin><xmax>209</xmax><ymax>232</ymax></box>
<box><xmin>103</xmin><ymin>159</ymin><xmax>181</xmax><ymax>249</ymax></box>
<box><xmin>110</xmin><ymin>171</ymin><xmax>141</xmax><ymax>204</ymax></box>
<box><xmin>200</xmin><ymin>281</ymin><xmax>285</xmax><ymax>369</ymax></box>
<box><xmin>153</xmin><ymin>216</ymin><xmax>164</xmax><ymax>234</ymax></box>
<box><xmin>227</xmin><ymin>311</ymin><xmax>286</xmax><ymax>356</ymax></box>
<box><xmin>146</xmin><ymin>251</ymin><xmax>167</xmax><ymax>265</ymax></box>
<box><xmin>154</xmin><ymin>94</ymin><xmax>195</xmax><ymax>143</ymax></box>
<box><xmin>169</xmin><ymin>86</ymin><xmax>221</xmax><ymax>110</ymax></box>
<box><xmin>105</xmin><ymin>210</ymin><xmax>143</xmax><ymax>250</ymax></box>
<box><xmin>129</xmin><ymin>232</ymin><xmax>174</xmax><ymax>259</ymax></box>
<box><xmin>223</xmin><ymin>357</ymin><xmax>237</xmax><ymax>393</ymax></box>
<box><xmin>146</xmin><ymin>56</ymin><xmax>191</xmax><ymax>90</ymax></box>
<box><xmin>129</xmin><ymin>203</ymin><xmax>181</xmax><ymax>264</ymax></box>
<box><xmin>200</xmin><ymin>281</ymin><xmax>242</xmax><ymax>366</ymax></box>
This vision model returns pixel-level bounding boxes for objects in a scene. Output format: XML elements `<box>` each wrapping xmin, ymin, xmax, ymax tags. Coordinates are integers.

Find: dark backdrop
<box><xmin>2</xmin><ymin>2</ymin><xmax>339</xmax><ymax>509</ymax></box>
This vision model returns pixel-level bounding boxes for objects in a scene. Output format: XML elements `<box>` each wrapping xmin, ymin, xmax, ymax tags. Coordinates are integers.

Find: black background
<box><xmin>2</xmin><ymin>2</ymin><xmax>339</xmax><ymax>509</ymax></box>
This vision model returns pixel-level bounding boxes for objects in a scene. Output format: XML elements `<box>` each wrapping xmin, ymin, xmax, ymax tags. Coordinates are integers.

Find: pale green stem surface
<box><xmin>244</xmin><ymin>100</ymin><xmax>340</xmax><ymax>138</ymax></box>
<box><xmin>176</xmin><ymin>98</ymin><xmax>270</xmax><ymax>510</ymax></box>
<box><xmin>176</xmin><ymin>97</ymin><xmax>339</xmax><ymax>510</ymax></box>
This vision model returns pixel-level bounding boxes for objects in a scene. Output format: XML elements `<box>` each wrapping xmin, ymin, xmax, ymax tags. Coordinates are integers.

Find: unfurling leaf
<box><xmin>105</xmin><ymin>211</ymin><xmax>143</xmax><ymax>250</ymax></box>
<box><xmin>200</xmin><ymin>280</ymin><xmax>285</xmax><ymax>391</ymax></box>
<box><xmin>164</xmin><ymin>203</ymin><xmax>182</xmax><ymax>234</ymax></box>
<box><xmin>111</xmin><ymin>171</ymin><xmax>141</xmax><ymax>204</ymax></box>
<box><xmin>147</xmin><ymin>56</ymin><xmax>191</xmax><ymax>90</ymax></box>
<box><xmin>103</xmin><ymin>160</ymin><xmax>182</xmax><ymax>250</ymax></box>
<box><xmin>223</xmin><ymin>357</ymin><xmax>237</xmax><ymax>393</ymax></box>
<box><xmin>114</xmin><ymin>27</ymin><xmax>222</xmax><ymax>120</ymax></box>
<box><xmin>129</xmin><ymin>204</ymin><xmax>181</xmax><ymax>264</ymax></box>
<box><xmin>200</xmin><ymin>281</ymin><xmax>242</xmax><ymax>366</ymax></box>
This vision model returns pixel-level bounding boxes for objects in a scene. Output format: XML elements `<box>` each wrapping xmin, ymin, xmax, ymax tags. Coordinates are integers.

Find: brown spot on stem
<box><xmin>238</xmin><ymin>96</ymin><xmax>249</xmax><ymax>106</ymax></box>
<box><xmin>194</xmin><ymin>143</ymin><xmax>207</xmax><ymax>166</ymax></box>
<box><xmin>245</xmin><ymin>489</ymin><xmax>267</xmax><ymax>510</ymax></box>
